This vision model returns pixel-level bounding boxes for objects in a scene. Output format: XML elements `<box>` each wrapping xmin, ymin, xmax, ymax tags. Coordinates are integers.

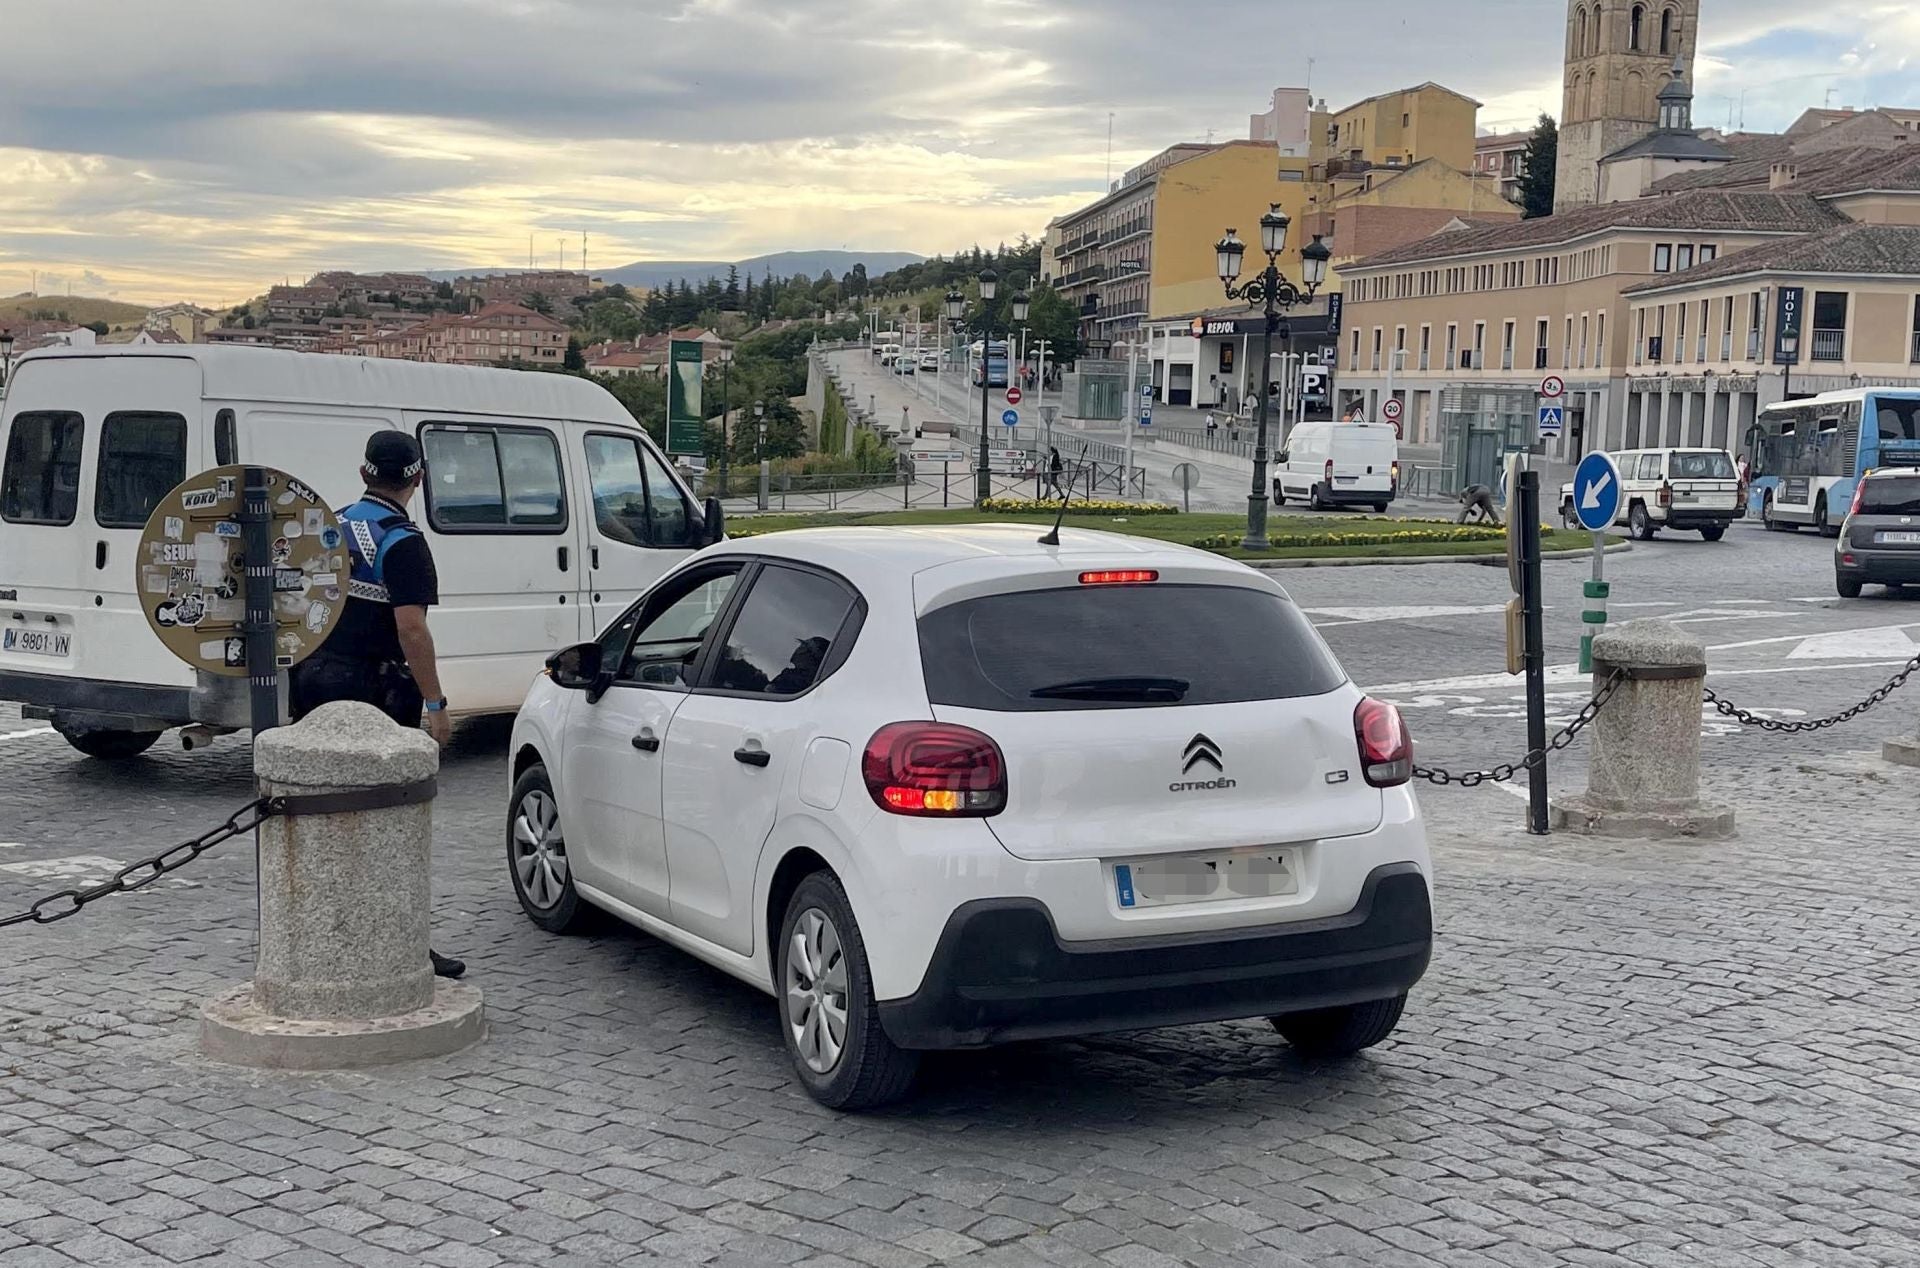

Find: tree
<box><xmin>563</xmin><ymin>336</ymin><xmax>584</xmax><ymax>371</ymax></box>
<box><xmin>526</xmin><ymin>291</ymin><xmax>554</xmax><ymax>315</ymax></box>
<box><xmin>83</xmin><ymin>321</ymin><xmax>109</xmax><ymax>337</ymax></box>
<box><xmin>1520</xmin><ymin>114</ymin><xmax>1558</xmax><ymax>220</ymax></box>
<box><xmin>723</xmin><ymin>265</ymin><xmax>741</xmax><ymax>310</ymax></box>
<box><xmin>1022</xmin><ymin>285</ymin><xmax>1081</xmax><ymax>365</ymax></box>
<box><xmin>435</xmin><ymin>280</ymin><xmax>455</xmax><ymax>301</ymax></box>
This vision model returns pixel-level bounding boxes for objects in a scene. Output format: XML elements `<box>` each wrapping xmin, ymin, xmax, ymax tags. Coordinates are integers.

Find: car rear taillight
<box><xmin>1851</xmin><ymin>483</ymin><xmax>1867</xmax><ymax>516</ymax></box>
<box><xmin>863</xmin><ymin>722</ymin><xmax>1007</xmax><ymax>817</ymax></box>
<box><xmin>1658</xmin><ymin>481</ymin><xmax>1673</xmax><ymax>508</ymax></box>
<box><xmin>1353</xmin><ymin>698</ymin><xmax>1412</xmax><ymax>788</ymax></box>
<box><xmin>1079</xmin><ymin>569</ymin><xmax>1158</xmax><ymax>585</ymax></box>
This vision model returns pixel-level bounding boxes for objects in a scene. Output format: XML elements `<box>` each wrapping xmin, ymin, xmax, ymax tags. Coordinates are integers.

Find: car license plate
<box><xmin>1114</xmin><ymin>849</ymin><xmax>1299</xmax><ymax>909</ymax></box>
<box><xmin>2</xmin><ymin>627</ymin><xmax>70</xmax><ymax>658</ymax></box>
<box><xmin>1877</xmin><ymin>531</ymin><xmax>1920</xmax><ymax>545</ymax></box>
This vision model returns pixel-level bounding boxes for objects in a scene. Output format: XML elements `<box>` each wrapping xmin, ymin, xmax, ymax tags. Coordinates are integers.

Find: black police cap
<box><xmin>362</xmin><ymin>432</ymin><xmax>424</xmax><ymax>483</ymax></box>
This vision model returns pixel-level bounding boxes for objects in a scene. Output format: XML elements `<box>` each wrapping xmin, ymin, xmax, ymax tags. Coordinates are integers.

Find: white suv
<box><xmin>506</xmin><ymin>526</ymin><xmax>1434</xmax><ymax>1108</ymax></box>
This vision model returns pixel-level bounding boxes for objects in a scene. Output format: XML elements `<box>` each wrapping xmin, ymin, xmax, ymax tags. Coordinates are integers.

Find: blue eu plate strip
<box><xmin>1115</xmin><ymin>864</ymin><xmax>1135</xmax><ymax>909</ymax></box>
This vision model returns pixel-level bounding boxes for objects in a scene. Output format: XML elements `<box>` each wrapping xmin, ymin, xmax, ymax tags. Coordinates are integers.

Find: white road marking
<box><xmin>0</xmin><ymin>727</ymin><xmax>53</xmax><ymax>743</ymax></box>
<box><xmin>1665</xmin><ymin>610</ymin><xmax>1801</xmax><ymax>625</ymax></box>
<box><xmin>1710</xmin><ymin>623</ymin><xmax>1920</xmax><ymax>653</ymax></box>
<box><xmin>1786</xmin><ymin>627</ymin><xmax>1919</xmax><ymax>660</ymax></box>
<box><xmin>0</xmin><ymin>855</ymin><xmax>197</xmax><ymax>888</ymax></box>
<box><xmin>1306</xmin><ymin>604</ymin><xmax>1514</xmax><ymax>625</ymax></box>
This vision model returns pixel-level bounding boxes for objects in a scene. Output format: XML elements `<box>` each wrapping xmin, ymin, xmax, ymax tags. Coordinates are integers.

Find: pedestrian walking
<box><xmin>290</xmin><ymin>432</ymin><xmax>465</xmax><ymax>980</ymax></box>
<box><xmin>1046</xmin><ymin>446</ymin><xmax>1065</xmax><ymax>498</ymax></box>
<box><xmin>1206</xmin><ymin>413</ymin><xmax>1219</xmax><ymax>441</ymax></box>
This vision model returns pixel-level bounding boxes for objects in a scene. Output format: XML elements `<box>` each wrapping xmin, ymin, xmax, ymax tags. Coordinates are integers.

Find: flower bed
<box><xmin>979</xmin><ymin>497</ymin><xmax>1179</xmax><ymax>517</ymax></box>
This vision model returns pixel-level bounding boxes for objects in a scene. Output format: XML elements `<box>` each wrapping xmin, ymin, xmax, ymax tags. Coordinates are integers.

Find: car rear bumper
<box><xmin>1323</xmin><ymin>488</ymin><xmax>1395</xmax><ymax>506</ymax></box>
<box><xmin>1664</xmin><ymin>507</ymin><xmax>1743</xmax><ymax>528</ymax></box>
<box><xmin>1838</xmin><ymin>554</ymin><xmax>1920</xmax><ymax>583</ymax></box>
<box><xmin>875</xmin><ymin>862</ymin><xmax>1432</xmax><ymax>1050</ymax></box>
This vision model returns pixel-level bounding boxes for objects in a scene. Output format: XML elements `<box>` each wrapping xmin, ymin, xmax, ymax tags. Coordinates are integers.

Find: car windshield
<box><xmin>1669</xmin><ymin>452</ymin><xmax>1735</xmax><ymax>479</ymax></box>
<box><xmin>1860</xmin><ymin>475</ymin><xmax>1920</xmax><ymax>516</ymax></box>
<box><xmin>918</xmin><ymin>583</ymin><xmax>1345</xmax><ymax>712</ymax></box>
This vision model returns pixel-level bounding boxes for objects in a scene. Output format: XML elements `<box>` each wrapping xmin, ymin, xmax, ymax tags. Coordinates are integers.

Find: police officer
<box><xmin>292</xmin><ymin>432</ymin><xmax>464</xmax><ymax>980</ymax></box>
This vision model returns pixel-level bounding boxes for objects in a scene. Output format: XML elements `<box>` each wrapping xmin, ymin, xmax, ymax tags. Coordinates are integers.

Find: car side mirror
<box><xmin>702</xmin><ymin>496</ymin><xmax>725</xmax><ymax>546</ymax></box>
<box><xmin>547</xmin><ymin>642</ymin><xmax>608</xmax><ymax>698</ymax></box>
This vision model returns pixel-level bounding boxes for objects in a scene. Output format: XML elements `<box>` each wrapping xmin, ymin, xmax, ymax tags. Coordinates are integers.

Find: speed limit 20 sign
<box><xmin>1380</xmin><ymin>398</ymin><xmax>1403</xmax><ymax>422</ymax></box>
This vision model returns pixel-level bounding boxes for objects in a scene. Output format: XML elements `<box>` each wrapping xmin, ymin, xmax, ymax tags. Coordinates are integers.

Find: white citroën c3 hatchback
<box><xmin>506</xmin><ymin>525</ymin><xmax>1435</xmax><ymax>1108</ymax></box>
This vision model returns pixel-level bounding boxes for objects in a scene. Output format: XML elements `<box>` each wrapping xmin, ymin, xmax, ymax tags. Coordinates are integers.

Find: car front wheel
<box><xmin>508</xmin><ymin>765</ymin><xmax>589</xmax><ymax>933</ymax></box>
<box><xmin>1270</xmin><ymin>994</ymin><xmax>1407</xmax><ymax>1057</ymax></box>
<box><xmin>778</xmin><ymin>872</ymin><xmax>918</xmax><ymax>1110</ymax></box>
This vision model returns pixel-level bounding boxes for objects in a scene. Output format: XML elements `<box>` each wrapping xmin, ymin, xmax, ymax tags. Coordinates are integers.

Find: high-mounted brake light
<box><xmin>863</xmin><ymin>722</ymin><xmax>1007</xmax><ymax>817</ymax></box>
<box><xmin>1079</xmin><ymin>570</ymin><xmax>1159</xmax><ymax>586</ymax></box>
<box><xmin>1353</xmin><ymin>698</ymin><xmax>1412</xmax><ymax>788</ymax></box>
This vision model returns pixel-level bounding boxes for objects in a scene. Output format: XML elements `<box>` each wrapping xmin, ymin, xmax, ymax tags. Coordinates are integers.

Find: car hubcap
<box><xmin>784</xmin><ymin>907</ymin><xmax>849</xmax><ymax>1074</ymax></box>
<box><xmin>512</xmin><ymin>790</ymin><xmax>568</xmax><ymax>910</ymax></box>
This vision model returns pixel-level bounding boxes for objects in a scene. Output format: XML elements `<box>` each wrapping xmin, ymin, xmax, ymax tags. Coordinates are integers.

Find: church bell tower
<box><xmin>1555</xmin><ymin>0</ymin><xmax>1701</xmax><ymax>211</ymax></box>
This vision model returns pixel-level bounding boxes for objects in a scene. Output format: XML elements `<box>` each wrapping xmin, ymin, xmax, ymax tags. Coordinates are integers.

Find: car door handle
<box><xmin>733</xmin><ymin>746</ymin><xmax>771</xmax><ymax>767</ymax></box>
<box><xmin>557</xmin><ymin>546</ymin><xmax>570</xmax><ymax>572</ymax></box>
<box><xmin>631</xmin><ymin>730</ymin><xmax>660</xmax><ymax>752</ymax></box>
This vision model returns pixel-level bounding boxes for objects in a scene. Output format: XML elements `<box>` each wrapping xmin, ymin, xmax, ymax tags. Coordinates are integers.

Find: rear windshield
<box><xmin>1860</xmin><ymin>476</ymin><xmax>1920</xmax><ymax>516</ymax></box>
<box><xmin>919</xmin><ymin>583</ymin><xmax>1346</xmax><ymax>711</ymax></box>
<box><xmin>1669</xmin><ymin>452</ymin><xmax>1735</xmax><ymax>480</ymax></box>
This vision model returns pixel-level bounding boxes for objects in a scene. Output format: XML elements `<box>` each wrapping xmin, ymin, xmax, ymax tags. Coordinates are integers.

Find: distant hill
<box><xmin>428</xmin><ymin>250</ymin><xmax>923</xmax><ymax>293</ymax></box>
<box><xmin>0</xmin><ymin>293</ymin><xmax>150</xmax><ymax>329</ymax></box>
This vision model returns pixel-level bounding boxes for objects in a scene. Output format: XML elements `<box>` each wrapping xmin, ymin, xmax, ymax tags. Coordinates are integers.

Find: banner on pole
<box><xmin>666</xmin><ymin>341</ymin><xmax>705</xmax><ymax>455</ymax></box>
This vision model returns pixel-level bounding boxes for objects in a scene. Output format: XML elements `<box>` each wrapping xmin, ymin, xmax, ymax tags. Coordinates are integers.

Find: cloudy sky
<box><xmin>1</xmin><ymin>0</ymin><xmax>1913</xmax><ymax>306</ymax></box>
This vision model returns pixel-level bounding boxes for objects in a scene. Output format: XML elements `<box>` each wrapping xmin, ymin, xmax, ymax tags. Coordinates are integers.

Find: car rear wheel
<box><xmin>1629</xmin><ymin>504</ymin><xmax>1656</xmax><ymax>540</ymax></box>
<box><xmin>59</xmin><ymin>728</ymin><xmax>161</xmax><ymax>760</ymax></box>
<box><xmin>778</xmin><ymin>871</ymin><xmax>918</xmax><ymax>1110</ymax></box>
<box><xmin>1372</xmin><ymin>502</ymin><xmax>1389</xmax><ymax>514</ymax></box>
<box><xmin>1562</xmin><ymin>500</ymin><xmax>1580</xmax><ymax>531</ymax></box>
<box><xmin>1836</xmin><ymin>575</ymin><xmax>1864</xmax><ymax>599</ymax></box>
<box><xmin>1272</xmin><ymin>482</ymin><xmax>1285</xmax><ymax>506</ymax></box>
<box><xmin>1270</xmin><ymin>994</ymin><xmax>1407</xmax><ymax>1057</ymax></box>
<box><xmin>508</xmin><ymin>765</ymin><xmax>589</xmax><ymax>933</ymax></box>
<box><xmin>1700</xmin><ymin>526</ymin><xmax>1727</xmax><ymax>542</ymax></box>
<box><xmin>1309</xmin><ymin>483</ymin><xmax>1329</xmax><ymax>511</ymax></box>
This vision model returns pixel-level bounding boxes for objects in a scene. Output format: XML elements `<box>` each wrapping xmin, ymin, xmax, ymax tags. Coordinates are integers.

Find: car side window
<box><xmin>1639</xmin><ymin>454</ymin><xmax>1664</xmax><ymax>480</ymax></box>
<box><xmin>1</xmin><ymin>411</ymin><xmax>84</xmax><ymax>526</ymax></box>
<box><xmin>618</xmin><ymin>568</ymin><xmax>741</xmax><ymax>688</ymax></box>
<box><xmin>707</xmin><ymin>565</ymin><xmax>858</xmax><ymax>698</ymax></box>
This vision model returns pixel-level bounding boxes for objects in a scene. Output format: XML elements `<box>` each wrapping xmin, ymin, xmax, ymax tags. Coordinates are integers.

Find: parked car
<box><xmin>1273</xmin><ymin>422</ymin><xmax>1400</xmax><ymax>512</ymax></box>
<box><xmin>507</xmin><ymin>526</ymin><xmax>1434</xmax><ymax>1108</ymax></box>
<box><xmin>1557</xmin><ymin>448</ymin><xmax>1743</xmax><ymax>541</ymax></box>
<box><xmin>0</xmin><ymin>346</ymin><xmax>720</xmax><ymax>759</ymax></box>
<box><xmin>1835</xmin><ymin>467</ymin><xmax>1920</xmax><ymax>597</ymax></box>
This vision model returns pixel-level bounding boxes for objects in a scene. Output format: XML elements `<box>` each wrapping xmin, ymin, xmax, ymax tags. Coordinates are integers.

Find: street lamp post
<box><xmin>1217</xmin><ymin>206</ymin><xmax>1332</xmax><ymax>551</ymax></box>
<box><xmin>972</xmin><ymin>269</ymin><xmax>999</xmax><ymax>504</ymax></box>
<box><xmin>719</xmin><ymin>357</ymin><xmax>731</xmax><ymax>498</ymax></box>
<box><xmin>755</xmin><ymin>401</ymin><xmax>769</xmax><ymax>512</ymax></box>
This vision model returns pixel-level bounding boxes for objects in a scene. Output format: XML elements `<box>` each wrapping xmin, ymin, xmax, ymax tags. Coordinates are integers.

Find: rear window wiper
<box><xmin>1029</xmin><ymin>676</ymin><xmax>1189</xmax><ymax>702</ymax></box>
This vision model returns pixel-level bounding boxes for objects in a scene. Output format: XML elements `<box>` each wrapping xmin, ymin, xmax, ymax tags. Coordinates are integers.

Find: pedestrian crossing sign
<box><xmin>1537</xmin><ymin>405</ymin><xmax>1565</xmax><ymax>437</ymax></box>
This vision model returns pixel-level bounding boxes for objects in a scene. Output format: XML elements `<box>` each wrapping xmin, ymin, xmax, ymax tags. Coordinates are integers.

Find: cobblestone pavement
<box><xmin>3</xmin><ymin>528</ymin><xmax>1919</xmax><ymax>1267</ymax></box>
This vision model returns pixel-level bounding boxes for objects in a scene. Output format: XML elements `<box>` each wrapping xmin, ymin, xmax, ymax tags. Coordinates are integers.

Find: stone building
<box><xmin>1557</xmin><ymin>0</ymin><xmax>1701</xmax><ymax>211</ymax></box>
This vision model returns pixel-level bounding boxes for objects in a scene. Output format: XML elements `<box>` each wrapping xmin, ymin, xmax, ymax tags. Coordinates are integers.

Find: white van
<box><xmin>1272</xmin><ymin>422</ymin><xmax>1400</xmax><ymax>512</ymax></box>
<box><xmin>0</xmin><ymin>346</ymin><xmax>721</xmax><ymax>758</ymax></box>
<box><xmin>1555</xmin><ymin>448</ymin><xmax>1743</xmax><ymax>541</ymax></box>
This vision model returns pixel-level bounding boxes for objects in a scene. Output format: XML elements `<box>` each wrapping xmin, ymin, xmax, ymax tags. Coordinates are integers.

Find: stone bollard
<box><xmin>1551</xmin><ymin>619</ymin><xmax>1735</xmax><ymax>839</ymax></box>
<box><xmin>201</xmin><ymin>701</ymin><xmax>484</xmax><ymax>1068</ymax></box>
<box><xmin>1884</xmin><ymin>723</ymin><xmax>1920</xmax><ymax>766</ymax></box>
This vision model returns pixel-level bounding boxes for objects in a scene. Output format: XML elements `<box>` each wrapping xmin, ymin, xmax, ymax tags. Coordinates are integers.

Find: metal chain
<box><xmin>1704</xmin><ymin>653</ymin><xmax>1920</xmax><ymax>734</ymax></box>
<box><xmin>0</xmin><ymin>799</ymin><xmax>272</xmax><ymax>930</ymax></box>
<box><xmin>1413</xmin><ymin>670</ymin><xmax>1626</xmax><ymax>787</ymax></box>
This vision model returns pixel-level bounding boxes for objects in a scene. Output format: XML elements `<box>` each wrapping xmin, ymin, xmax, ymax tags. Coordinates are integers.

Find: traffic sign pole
<box><xmin>1518</xmin><ymin>469</ymin><xmax>1550</xmax><ymax>837</ymax></box>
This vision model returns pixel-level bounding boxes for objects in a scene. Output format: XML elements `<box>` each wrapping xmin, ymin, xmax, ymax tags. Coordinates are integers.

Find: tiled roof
<box><xmin>1350</xmin><ymin>191</ymin><xmax>1848</xmax><ymax>269</ymax></box>
<box><xmin>1624</xmin><ymin>222</ymin><xmax>1920</xmax><ymax>293</ymax></box>
<box><xmin>1790</xmin><ymin>146</ymin><xmax>1920</xmax><ymax>195</ymax></box>
<box><xmin>1605</xmin><ymin>129</ymin><xmax>1733</xmax><ymax>163</ymax></box>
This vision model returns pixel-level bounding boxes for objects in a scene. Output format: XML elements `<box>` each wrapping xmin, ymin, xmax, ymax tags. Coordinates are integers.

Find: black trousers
<box><xmin>290</xmin><ymin>653</ymin><xmax>424</xmax><ymax>728</ymax></box>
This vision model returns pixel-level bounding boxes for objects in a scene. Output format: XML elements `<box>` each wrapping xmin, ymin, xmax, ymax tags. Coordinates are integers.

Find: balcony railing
<box><xmin>1419</xmin><ymin>352</ymin><xmax>1431</xmax><ymax>370</ymax></box>
<box><xmin>1811</xmin><ymin>328</ymin><xmax>1847</xmax><ymax>361</ymax></box>
<box><xmin>1747</xmin><ymin>332</ymin><xmax>1762</xmax><ymax>360</ymax></box>
<box><xmin>1501</xmin><ymin>349</ymin><xmax>1515</xmax><ymax>370</ymax></box>
<box><xmin>1696</xmin><ymin>335</ymin><xmax>1707</xmax><ymax>361</ymax></box>
<box><xmin>1371</xmin><ymin>354</ymin><xmax>1381</xmax><ymax>371</ymax></box>
<box><xmin>1912</xmin><ymin>330</ymin><xmax>1920</xmax><ymax>363</ymax></box>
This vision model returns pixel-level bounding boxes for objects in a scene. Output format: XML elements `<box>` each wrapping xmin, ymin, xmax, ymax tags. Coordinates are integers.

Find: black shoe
<box><xmin>430</xmin><ymin>949</ymin><xmax>466</xmax><ymax>980</ymax></box>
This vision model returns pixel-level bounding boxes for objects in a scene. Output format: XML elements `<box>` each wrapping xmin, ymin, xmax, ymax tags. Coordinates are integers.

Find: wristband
<box><xmin>424</xmin><ymin>698</ymin><xmax>448</xmax><ymax>714</ymax></box>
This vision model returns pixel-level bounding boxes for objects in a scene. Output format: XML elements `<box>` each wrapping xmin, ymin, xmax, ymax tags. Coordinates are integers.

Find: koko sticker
<box><xmin>179</xmin><ymin>488</ymin><xmax>221</xmax><ymax>511</ymax></box>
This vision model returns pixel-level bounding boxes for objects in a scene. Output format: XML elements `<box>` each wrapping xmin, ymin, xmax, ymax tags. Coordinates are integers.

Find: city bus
<box><xmin>1748</xmin><ymin>388</ymin><xmax>1920</xmax><ymax>534</ymax></box>
<box><xmin>970</xmin><ymin>340</ymin><xmax>1010</xmax><ymax>388</ymax></box>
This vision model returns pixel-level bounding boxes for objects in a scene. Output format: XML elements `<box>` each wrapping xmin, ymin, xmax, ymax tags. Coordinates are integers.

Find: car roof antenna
<box><xmin>1038</xmin><ymin>443</ymin><xmax>1090</xmax><ymax>547</ymax></box>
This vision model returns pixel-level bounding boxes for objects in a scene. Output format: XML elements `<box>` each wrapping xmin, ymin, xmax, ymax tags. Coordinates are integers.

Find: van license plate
<box><xmin>1115</xmin><ymin>849</ymin><xmax>1299</xmax><ymax>909</ymax></box>
<box><xmin>1877</xmin><ymin>531</ymin><xmax>1920</xmax><ymax>545</ymax></box>
<box><xmin>2</xmin><ymin>627</ymin><xmax>70</xmax><ymax>658</ymax></box>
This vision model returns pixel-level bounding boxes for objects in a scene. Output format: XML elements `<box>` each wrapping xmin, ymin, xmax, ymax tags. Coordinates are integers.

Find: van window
<box><xmin>420</xmin><ymin>424</ymin><xmax>567</xmax><ymax>533</ymax></box>
<box><xmin>1</xmin><ymin>411</ymin><xmax>84</xmax><ymax>526</ymax></box>
<box><xmin>1670</xmin><ymin>452</ymin><xmax>1734</xmax><ymax>480</ymax></box>
<box><xmin>1638</xmin><ymin>454</ymin><xmax>1665</xmax><ymax>480</ymax></box>
<box><xmin>96</xmin><ymin>412</ymin><xmax>188</xmax><ymax>528</ymax></box>
<box><xmin>214</xmin><ymin>409</ymin><xmax>237</xmax><ymax>465</ymax></box>
<box><xmin>583</xmin><ymin>432</ymin><xmax>699</xmax><ymax>548</ymax></box>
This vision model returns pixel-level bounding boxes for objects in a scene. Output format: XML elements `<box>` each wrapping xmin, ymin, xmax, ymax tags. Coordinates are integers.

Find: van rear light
<box><xmin>1353</xmin><ymin>698</ymin><xmax>1412</xmax><ymax>788</ymax></box>
<box><xmin>1324</xmin><ymin>459</ymin><xmax>1335</xmax><ymax>484</ymax></box>
<box><xmin>1079</xmin><ymin>569</ymin><xmax>1158</xmax><ymax>586</ymax></box>
<box><xmin>863</xmin><ymin>722</ymin><xmax>1007</xmax><ymax>817</ymax></box>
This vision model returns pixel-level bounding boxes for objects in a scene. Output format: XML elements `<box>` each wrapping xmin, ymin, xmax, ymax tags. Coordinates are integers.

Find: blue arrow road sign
<box><xmin>1538</xmin><ymin>405</ymin><xmax>1566</xmax><ymax>437</ymax></box>
<box><xmin>1572</xmin><ymin>451</ymin><xmax>1622</xmax><ymax>532</ymax></box>
<box><xmin>1002</xmin><ymin>408</ymin><xmax>1019</xmax><ymax>427</ymax></box>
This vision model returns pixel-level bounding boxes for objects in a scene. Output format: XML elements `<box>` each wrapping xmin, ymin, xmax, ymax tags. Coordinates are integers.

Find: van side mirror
<box><xmin>1277</xmin><ymin>451</ymin><xmax>1290</xmax><ymax>465</ymax></box>
<box><xmin>702</xmin><ymin>497</ymin><xmax>726</xmax><ymax>546</ymax></box>
<box><xmin>547</xmin><ymin>642</ymin><xmax>608</xmax><ymax>698</ymax></box>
